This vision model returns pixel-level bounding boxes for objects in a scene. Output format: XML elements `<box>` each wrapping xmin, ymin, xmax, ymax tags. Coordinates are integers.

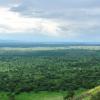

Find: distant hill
<box><xmin>0</xmin><ymin>40</ymin><xmax>100</xmax><ymax>47</ymax></box>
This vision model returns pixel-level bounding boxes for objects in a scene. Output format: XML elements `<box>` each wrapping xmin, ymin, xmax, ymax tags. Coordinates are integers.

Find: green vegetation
<box><xmin>0</xmin><ymin>46</ymin><xmax>100</xmax><ymax>100</ymax></box>
<box><xmin>0</xmin><ymin>91</ymin><xmax>66</xmax><ymax>100</ymax></box>
<box><xmin>16</xmin><ymin>91</ymin><xmax>65</xmax><ymax>100</ymax></box>
<box><xmin>73</xmin><ymin>86</ymin><xmax>100</xmax><ymax>100</ymax></box>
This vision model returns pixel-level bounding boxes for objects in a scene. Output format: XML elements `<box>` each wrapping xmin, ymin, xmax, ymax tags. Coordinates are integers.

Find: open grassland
<box><xmin>0</xmin><ymin>92</ymin><xmax>66</xmax><ymax>100</ymax></box>
<box><xmin>16</xmin><ymin>92</ymin><xmax>65</xmax><ymax>100</ymax></box>
<box><xmin>0</xmin><ymin>90</ymin><xmax>86</xmax><ymax>100</ymax></box>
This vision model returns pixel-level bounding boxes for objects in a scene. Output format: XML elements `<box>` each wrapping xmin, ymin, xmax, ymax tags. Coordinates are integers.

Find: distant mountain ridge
<box><xmin>0</xmin><ymin>40</ymin><xmax>100</xmax><ymax>47</ymax></box>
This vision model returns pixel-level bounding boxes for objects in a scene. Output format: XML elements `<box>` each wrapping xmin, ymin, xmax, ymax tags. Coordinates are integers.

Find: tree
<box><xmin>63</xmin><ymin>90</ymin><xmax>74</xmax><ymax>100</ymax></box>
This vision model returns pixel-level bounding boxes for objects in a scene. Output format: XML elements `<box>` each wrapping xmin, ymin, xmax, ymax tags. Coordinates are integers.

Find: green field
<box><xmin>0</xmin><ymin>90</ymin><xmax>86</xmax><ymax>100</ymax></box>
<box><xmin>0</xmin><ymin>91</ymin><xmax>66</xmax><ymax>100</ymax></box>
<box><xmin>16</xmin><ymin>92</ymin><xmax>65</xmax><ymax>100</ymax></box>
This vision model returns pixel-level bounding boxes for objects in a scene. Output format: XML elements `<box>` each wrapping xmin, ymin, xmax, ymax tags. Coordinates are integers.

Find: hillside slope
<box><xmin>73</xmin><ymin>86</ymin><xmax>100</xmax><ymax>100</ymax></box>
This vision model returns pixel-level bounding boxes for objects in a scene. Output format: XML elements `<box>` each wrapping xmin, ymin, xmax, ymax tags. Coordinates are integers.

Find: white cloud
<box><xmin>0</xmin><ymin>6</ymin><xmax>62</xmax><ymax>37</ymax></box>
<box><xmin>0</xmin><ymin>6</ymin><xmax>100</xmax><ymax>39</ymax></box>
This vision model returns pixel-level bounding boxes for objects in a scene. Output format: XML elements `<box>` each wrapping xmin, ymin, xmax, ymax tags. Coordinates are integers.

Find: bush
<box><xmin>91</xmin><ymin>91</ymin><xmax>100</xmax><ymax>100</ymax></box>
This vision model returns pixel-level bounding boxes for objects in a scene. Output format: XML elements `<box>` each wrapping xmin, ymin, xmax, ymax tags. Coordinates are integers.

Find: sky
<box><xmin>0</xmin><ymin>0</ymin><xmax>100</xmax><ymax>42</ymax></box>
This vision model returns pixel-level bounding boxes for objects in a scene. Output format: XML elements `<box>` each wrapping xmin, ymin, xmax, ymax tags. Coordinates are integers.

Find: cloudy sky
<box><xmin>0</xmin><ymin>0</ymin><xmax>100</xmax><ymax>42</ymax></box>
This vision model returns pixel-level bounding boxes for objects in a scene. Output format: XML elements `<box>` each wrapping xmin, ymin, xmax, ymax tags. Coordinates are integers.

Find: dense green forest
<box><xmin>0</xmin><ymin>47</ymin><xmax>100</xmax><ymax>100</ymax></box>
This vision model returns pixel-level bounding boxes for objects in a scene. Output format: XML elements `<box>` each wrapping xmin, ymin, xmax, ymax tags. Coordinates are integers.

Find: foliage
<box><xmin>0</xmin><ymin>48</ymin><xmax>100</xmax><ymax>99</ymax></box>
<box><xmin>91</xmin><ymin>92</ymin><xmax>100</xmax><ymax>100</ymax></box>
<box><xmin>73</xmin><ymin>86</ymin><xmax>100</xmax><ymax>100</ymax></box>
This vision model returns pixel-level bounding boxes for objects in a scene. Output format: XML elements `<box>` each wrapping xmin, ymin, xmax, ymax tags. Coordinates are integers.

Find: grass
<box><xmin>74</xmin><ymin>86</ymin><xmax>100</xmax><ymax>100</ymax></box>
<box><xmin>0</xmin><ymin>91</ymin><xmax>67</xmax><ymax>100</ymax></box>
<box><xmin>16</xmin><ymin>91</ymin><xmax>67</xmax><ymax>100</ymax></box>
<box><xmin>0</xmin><ymin>89</ymin><xmax>89</xmax><ymax>100</ymax></box>
<box><xmin>0</xmin><ymin>92</ymin><xmax>8</xmax><ymax>100</ymax></box>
